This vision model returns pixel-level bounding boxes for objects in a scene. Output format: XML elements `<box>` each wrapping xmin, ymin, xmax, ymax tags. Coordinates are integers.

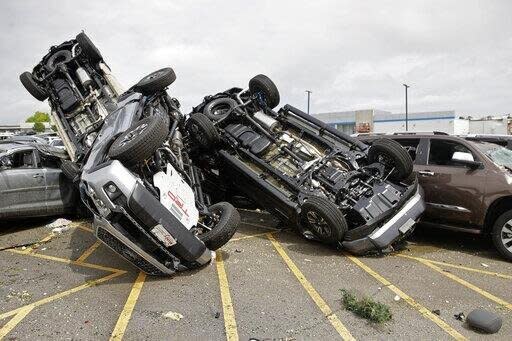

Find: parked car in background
<box><xmin>0</xmin><ymin>142</ymin><xmax>76</xmax><ymax>219</ymax></box>
<box><xmin>358</xmin><ymin>132</ymin><xmax>512</xmax><ymax>260</ymax></box>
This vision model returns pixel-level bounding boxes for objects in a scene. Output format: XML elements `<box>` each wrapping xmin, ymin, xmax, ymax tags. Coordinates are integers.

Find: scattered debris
<box><xmin>466</xmin><ymin>309</ymin><xmax>502</xmax><ymax>334</ymax></box>
<box><xmin>432</xmin><ymin>309</ymin><xmax>441</xmax><ymax>316</ymax></box>
<box><xmin>6</xmin><ymin>290</ymin><xmax>32</xmax><ymax>302</ymax></box>
<box><xmin>0</xmin><ymin>242</ymin><xmax>40</xmax><ymax>252</ymax></box>
<box><xmin>454</xmin><ymin>312</ymin><xmax>466</xmax><ymax>322</ymax></box>
<box><xmin>394</xmin><ymin>295</ymin><xmax>400</xmax><ymax>302</ymax></box>
<box><xmin>46</xmin><ymin>218</ymin><xmax>72</xmax><ymax>229</ymax></box>
<box><xmin>163</xmin><ymin>311</ymin><xmax>184</xmax><ymax>321</ymax></box>
<box><xmin>304</xmin><ymin>259</ymin><xmax>312</xmax><ymax>262</ymax></box>
<box><xmin>214</xmin><ymin>312</ymin><xmax>220</xmax><ymax>319</ymax></box>
<box><xmin>340</xmin><ymin>289</ymin><xmax>392</xmax><ymax>323</ymax></box>
<box><xmin>235</xmin><ymin>249</ymin><xmax>242</xmax><ymax>253</ymax></box>
<box><xmin>481</xmin><ymin>263</ymin><xmax>489</xmax><ymax>268</ymax></box>
<box><xmin>52</xmin><ymin>226</ymin><xmax>71</xmax><ymax>234</ymax></box>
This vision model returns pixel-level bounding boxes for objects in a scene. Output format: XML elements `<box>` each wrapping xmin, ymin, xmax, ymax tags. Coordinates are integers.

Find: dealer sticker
<box><xmin>151</xmin><ymin>224</ymin><xmax>177</xmax><ymax>247</ymax></box>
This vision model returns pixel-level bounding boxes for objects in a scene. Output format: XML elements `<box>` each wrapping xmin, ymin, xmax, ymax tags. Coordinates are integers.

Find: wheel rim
<box><xmin>306</xmin><ymin>211</ymin><xmax>331</xmax><ymax>238</ymax></box>
<box><xmin>212</xmin><ymin>104</ymin><xmax>231</xmax><ymax>117</ymax></box>
<box><xmin>119</xmin><ymin>123</ymin><xmax>148</xmax><ymax>147</ymax></box>
<box><xmin>501</xmin><ymin>220</ymin><xmax>512</xmax><ymax>252</ymax></box>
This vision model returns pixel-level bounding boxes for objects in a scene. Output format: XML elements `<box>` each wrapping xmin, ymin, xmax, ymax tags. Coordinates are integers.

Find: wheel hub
<box><xmin>502</xmin><ymin>220</ymin><xmax>512</xmax><ymax>252</ymax></box>
<box><xmin>119</xmin><ymin>123</ymin><xmax>148</xmax><ymax>147</ymax></box>
<box><xmin>306</xmin><ymin>211</ymin><xmax>331</xmax><ymax>237</ymax></box>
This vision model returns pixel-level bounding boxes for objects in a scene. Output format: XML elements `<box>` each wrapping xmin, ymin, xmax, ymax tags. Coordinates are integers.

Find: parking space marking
<box><xmin>110</xmin><ymin>271</ymin><xmax>147</xmax><ymax>341</ymax></box>
<box><xmin>229</xmin><ymin>231</ymin><xmax>278</xmax><ymax>242</ymax></box>
<box><xmin>77</xmin><ymin>224</ymin><xmax>94</xmax><ymax>233</ymax></box>
<box><xmin>0</xmin><ymin>271</ymin><xmax>124</xmax><ymax>321</ymax></box>
<box><xmin>267</xmin><ymin>234</ymin><xmax>355</xmax><ymax>341</ymax></box>
<box><xmin>398</xmin><ymin>254</ymin><xmax>512</xmax><ymax>279</ymax></box>
<box><xmin>344</xmin><ymin>253</ymin><xmax>467</xmax><ymax>341</ymax></box>
<box><xmin>215</xmin><ymin>251</ymin><xmax>239</xmax><ymax>341</ymax></box>
<box><xmin>241</xmin><ymin>222</ymin><xmax>281</xmax><ymax>231</ymax></box>
<box><xmin>76</xmin><ymin>241</ymin><xmax>102</xmax><ymax>263</ymax></box>
<box><xmin>407</xmin><ymin>256</ymin><xmax>512</xmax><ymax>310</ymax></box>
<box><xmin>0</xmin><ymin>306</ymin><xmax>34</xmax><ymax>340</ymax></box>
<box><xmin>7</xmin><ymin>249</ymin><xmax>125</xmax><ymax>273</ymax></box>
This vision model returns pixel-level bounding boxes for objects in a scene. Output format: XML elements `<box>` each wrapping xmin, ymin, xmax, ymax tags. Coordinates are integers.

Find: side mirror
<box><xmin>452</xmin><ymin>152</ymin><xmax>482</xmax><ymax>169</ymax></box>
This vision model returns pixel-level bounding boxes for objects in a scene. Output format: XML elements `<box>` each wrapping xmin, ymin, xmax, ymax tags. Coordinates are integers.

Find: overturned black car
<box><xmin>187</xmin><ymin>75</ymin><xmax>425</xmax><ymax>254</ymax></box>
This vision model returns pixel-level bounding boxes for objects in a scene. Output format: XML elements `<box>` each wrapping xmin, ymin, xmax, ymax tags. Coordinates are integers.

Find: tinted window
<box><xmin>428</xmin><ymin>139</ymin><xmax>475</xmax><ymax>166</ymax></box>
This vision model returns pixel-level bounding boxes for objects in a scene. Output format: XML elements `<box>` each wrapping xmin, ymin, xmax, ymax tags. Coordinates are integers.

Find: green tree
<box><xmin>33</xmin><ymin>122</ymin><xmax>46</xmax><ymax>133</ymax></box>
<box><xmin>26</xmin><ymin>111</ymin><xmax>50</xmax><ymax>123</ymax></box>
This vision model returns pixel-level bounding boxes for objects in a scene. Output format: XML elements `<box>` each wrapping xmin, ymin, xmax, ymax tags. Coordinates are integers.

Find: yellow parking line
<box><xmin>0</xmin><ymin>271</ymin><xmax>124</xmax><ymax>320</ymax></box>
<box><xmin>409</xmin><ymin>256</ymin><xmax>512</xmax><ymax>310</ymax></box>
<box><xmin>0</xmin><ymin>306</ymin><xmax>34</xmax><ymax>340</ymax></box>
<box><xmin>110</xmin><ymin>271</ymin><xmax>147</xmax><ymax>341</ymax></box>
<box><xmin>76</xmin><ymin>241</ymin><xmax>102</xmax><ymax>263</ymax></box>
<box><xmin>242</xmin><ymin>222</ymin><xmax>280</xmax><ymax>230</ymax></box>
<box><xmin>398</xmin><ymin>254</ymin><xmax>512</xmax><ymax>279</ymax></box>
<box><xmin>344</xmin><ymin>253</ymin><xmax>466</xmax><ymax>341</ymax></box>
<box><xmin>77</xmin><ymin>224</ymin><xmax>94</xmax><ymax>233</ymax></box>
<box><xmin>215</xmin><ymin>251</ymin><xmax>239</xmax><ymax>341</ymax></box>
<box><xmin>229</xmin><ymin>231</ymin><xmax>278</xmax><ymax>242</ymax></box>
<box><xmin>268</xmin><ymin>234</ymin><xmax>355</xmax><ymax>341</ymax></box>
<box><xmin>7</xmin><ymin>249</ymin><xmax>125</xmax><ymax>274</ymax></box>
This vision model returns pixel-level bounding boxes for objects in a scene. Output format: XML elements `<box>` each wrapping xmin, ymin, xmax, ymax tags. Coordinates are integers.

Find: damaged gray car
<box><xmin>0</xmin><ymin>142</ymin><xmax>76</xmax><ymax>219</ymax></box>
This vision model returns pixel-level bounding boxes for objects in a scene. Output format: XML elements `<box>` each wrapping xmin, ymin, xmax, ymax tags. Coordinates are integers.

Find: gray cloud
<box><xmin>1</xmin><ymin>0</ymin><xmax>511</xmax><ymax>124</ymax></box>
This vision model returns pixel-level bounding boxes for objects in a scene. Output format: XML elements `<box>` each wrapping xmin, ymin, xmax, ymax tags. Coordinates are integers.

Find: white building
<box><xmin>314</xmin><ymin>109</ymin><xmax>511</xmax><ymax>135</ymax></box>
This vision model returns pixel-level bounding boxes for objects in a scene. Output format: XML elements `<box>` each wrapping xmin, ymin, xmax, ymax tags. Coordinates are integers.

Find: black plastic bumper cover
<box><xmin>127</xmin><ymin>182</ymin><xmax>207</xmax><ymax>262</ymax></box>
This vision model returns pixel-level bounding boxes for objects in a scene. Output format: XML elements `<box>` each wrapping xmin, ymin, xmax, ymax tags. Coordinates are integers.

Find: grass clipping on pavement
<box><xmin>340</xmin><ymin>289</ymin><xmax>392</xmax><ymax>323</ymax></box>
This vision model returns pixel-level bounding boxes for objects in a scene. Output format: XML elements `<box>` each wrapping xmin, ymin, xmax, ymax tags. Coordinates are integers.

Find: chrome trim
<box><xmin>427</xmin><ymin>203</ymin><xmax>470</xmax><ymax>213</ymax></box>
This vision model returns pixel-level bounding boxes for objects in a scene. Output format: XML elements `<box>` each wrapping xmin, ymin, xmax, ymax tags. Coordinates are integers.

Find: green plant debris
<box><xmin>340</xmin><ymin>289</ymin><xmax>392</xmax><ymax>323</ymax></box>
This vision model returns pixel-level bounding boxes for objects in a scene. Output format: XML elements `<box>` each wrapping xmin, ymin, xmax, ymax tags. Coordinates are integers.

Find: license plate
<box><xmin>151</xmin><ymin>224</ymin><xmax>177</xmax><ymax>247</ymax></box>
<box><xmin>399</xmin><ymin>218</ymin><xmax>415</xmax><ymax>235</ymax></box>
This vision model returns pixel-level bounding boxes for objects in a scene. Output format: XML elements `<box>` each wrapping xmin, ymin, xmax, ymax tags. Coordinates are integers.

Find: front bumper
<box><xmin>342</xmin><ymin>187</ymin><xmax>425</xmax><ymax>255</ymax></box>
<box><xmin>81</xmin><ymin>160</ymin><xmax>211</xmax><ymax>275</ymax></box>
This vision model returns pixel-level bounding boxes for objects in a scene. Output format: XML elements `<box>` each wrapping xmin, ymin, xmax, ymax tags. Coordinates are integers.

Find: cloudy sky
<box><xmin>1</xmin><ymin>0</ymin><xmax>511</xmax><ymax>124</ymax></box>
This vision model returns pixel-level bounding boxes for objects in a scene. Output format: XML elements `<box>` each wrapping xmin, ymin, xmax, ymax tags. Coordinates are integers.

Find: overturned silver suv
<box><xmin>20</xmin><ymin>33</ymin><xmax>240</xmax><ymax>275</ymax></box>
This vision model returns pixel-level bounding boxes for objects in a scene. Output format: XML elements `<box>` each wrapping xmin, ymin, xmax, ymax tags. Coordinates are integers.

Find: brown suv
<box><xmin>358</xmin><ymin>132</ymin><xmax>512</xmax><ymax>261</ymax></box>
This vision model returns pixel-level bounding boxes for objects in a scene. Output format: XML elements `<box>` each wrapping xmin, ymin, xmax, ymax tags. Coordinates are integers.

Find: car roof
<box><xmin>0</xmin><ymin>142</ymin><xmax>35</xmax><ymax>154</ymax></box>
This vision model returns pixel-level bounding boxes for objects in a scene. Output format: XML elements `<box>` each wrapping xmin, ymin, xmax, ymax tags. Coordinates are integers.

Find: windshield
<box><xmin>472</xmin><ymin>141</ymin><xmax>512</xmax><ymax>167</ymax></box>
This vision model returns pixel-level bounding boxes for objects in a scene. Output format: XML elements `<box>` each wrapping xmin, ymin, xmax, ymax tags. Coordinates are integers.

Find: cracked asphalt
<box><xmin>1</xmin><ymin>211</ymin><xmax>511</xmax><ymax>340</ymax></box>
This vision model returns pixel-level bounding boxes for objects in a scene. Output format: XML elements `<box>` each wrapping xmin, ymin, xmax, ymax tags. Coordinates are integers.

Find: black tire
<box><xmin>187</xmin><ymin>113</ymin><xmax>220</xmax><ymax>149</ymax></box>
<box><xmin>199</xmin><ymin>202</ymin><xmax>240</xmax><ymax>250</ymax></box>
<box><xmin>109</xmin><ymin>114</ymin><xmax>169</xmax><ymax>165</ymax></box>
<box><xmin>135</xmin><ymin>68</ymin><xmax>176</xmax><ymax>95</ymax></box>
<box><xmin>491</xmin><ymin>210</ymin><xmax>512</xmax><ymax>261</ymax></box>
<box><xmin>300</xmin><ymin>196</ymin><xmax>347</xmax><ymax>244</ymax></box>
<box><xmin>203</xmin><ymin>97</ymin><xmax>238</xmax><ymax>121</ymax></box>
<box><xmin>61</xmin><ymin>160</ymin><xmax>80</xmax><ymax>181</ymax></box>
<box><xmin>46</xmin><ymin>50</ymin><xmax>72</xmax><ymax>72</ymax></box>
<box><xmin>76</xmin><ymin>32</ymin><xmax>103</xmax><ymax>63</ymax></box>
<box><xmin>19</xmin><ymin>72</ymin><xmax>48</xmax><ymax>101</ymax></box>
<box><xmin>368</xmin><ymin>138</ymin><xmax>413</xmax><ymax>181</ymax></box>
<box><xmin>249</xmin><ymin>74</ymin><xmax>280</xmax><ymax>109</ymax></box>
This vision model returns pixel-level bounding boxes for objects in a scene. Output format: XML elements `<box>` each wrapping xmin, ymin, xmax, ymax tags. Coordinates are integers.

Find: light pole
<box><xmin>305</xmin><ymin>90</ymin><xmax>312</xmax><ymax>114</ymax></box>
<box><xmin>403</xmin><ymin>84</ymin><xmax>410</xmax><ymax>131</ymax></box>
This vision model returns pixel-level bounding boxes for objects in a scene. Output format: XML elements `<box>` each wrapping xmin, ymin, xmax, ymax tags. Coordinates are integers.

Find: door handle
<box><xmin>418</xmin><ymin>170</ymin><xmax>435</xmax><ymax>176</ymax></box>
<box><xmin>33</xmin><ymin>174</ymin><xmax>44</xmax><ymax>178</ymax></box>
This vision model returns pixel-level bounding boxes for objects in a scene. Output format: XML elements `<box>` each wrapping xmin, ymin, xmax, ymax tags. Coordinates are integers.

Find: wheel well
<box><xmin>484</xmin><ymin>196</ymin><xmax>512</xmax><ymax>233</ymax></box>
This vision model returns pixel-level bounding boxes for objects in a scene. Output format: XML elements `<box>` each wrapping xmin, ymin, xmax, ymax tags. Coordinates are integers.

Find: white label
<box><xmin>153</xmin><ymin>163</ymin><xmax>199</xmax><ymax>230</ymax></box>
<box><xmin>151</xmin><ymin>224</ymin><xmax>177</xmax><ymax>247</ymax></box>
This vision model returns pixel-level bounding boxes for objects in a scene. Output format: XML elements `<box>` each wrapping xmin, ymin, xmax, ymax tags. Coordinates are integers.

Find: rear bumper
<box><xmin>81</xmin><ymin>160</ymin><xmax>211</xmax><ymax>274</ymax></box>
<box><xmin>342</xmin><ymin>187</ymin><xmax>425</xmax><ymax>255</ymax></box>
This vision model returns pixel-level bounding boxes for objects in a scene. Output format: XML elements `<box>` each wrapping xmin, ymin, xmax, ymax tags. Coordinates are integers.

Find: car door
<box><xmin>0</xmin><ymin>148</ymin><xmax>47</xmax><ymax>218</ymax></box>
<box><xmin>414</xmin><ymin>138</ymin><xmax>486</xmax><ymax>228</ymax></box>
<box><xmin>40</xmin><ymin>154</ymin><xmax>75</xmax><ymax>215</ymax></box>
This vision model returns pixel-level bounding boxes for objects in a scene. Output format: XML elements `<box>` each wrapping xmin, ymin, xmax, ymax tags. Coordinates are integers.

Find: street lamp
<box><xmin>305</xmin><ymin>90</ymin><xmax>312</xmax><ymax>114</ymax></box>
<box><xmin>403</xmin><ymin>84</ymin><xmax>410</xmax><ymax>131</ymax></box>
